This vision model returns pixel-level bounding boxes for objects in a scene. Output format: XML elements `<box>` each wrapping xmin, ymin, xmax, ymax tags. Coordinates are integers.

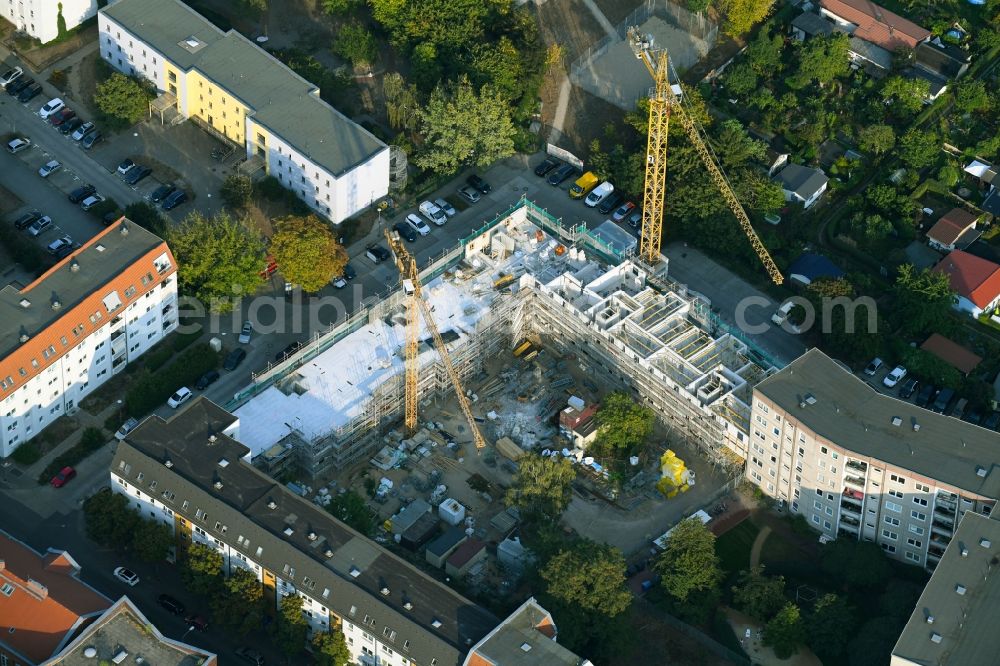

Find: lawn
<box><xmin>714</xmin><ymin>518</ymin><xmax>760</xmax><ymax>575</ymax></box>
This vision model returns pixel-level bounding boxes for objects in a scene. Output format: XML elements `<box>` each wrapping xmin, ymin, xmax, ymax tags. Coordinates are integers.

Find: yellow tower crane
<box><xmin>627</xmin><ymin>28</ymin><xmax>784</xmax><ymax>285</ymax></box>
<box><xmin>384</xmin><ymin>230</ymin><xmax>488</xmax><ymax>451</ymax></box>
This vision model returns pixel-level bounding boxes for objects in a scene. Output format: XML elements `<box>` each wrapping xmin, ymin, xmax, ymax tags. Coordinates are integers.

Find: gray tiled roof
<box><xmin>102</xmin><ymin>0</ymin><xmax>386</xmax><ymax>177</ymax></box>
<box><xmin>775</xmin><ymin>164</ymin><xmax>828</xmax><ymax>200</ymax></box>
<box><xmin>113</xmin><ymin>398</ymin><xmax>497</xmax><ymax>666</ymax></box>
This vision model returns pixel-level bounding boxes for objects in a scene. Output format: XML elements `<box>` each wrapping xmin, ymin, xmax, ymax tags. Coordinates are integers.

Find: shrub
<box><xmin>124</xmin><ymin>343</ymin><xmax>219</xmax><ymax>417</ymax></box>
<box><xmin>87</xmin><ymin>197</ymin><xmax>120</xmax><ymax>220</ymax></box>
<box><xmin>37</xmin><ymin>427</ymin><xmax>108</xmax><ymax>484</ymax></box>
<box><xmin>11</xmin><ymin>441</ymin><xmax>42</xmax><ymax>465</ymax></box>
<box><xmin>0</xmin><ymin>226</ymin><xmax>45</xmax><ymax>275</ymax></box>
<box><xmin>172</xmin><ymin>328</ymin><xmax>202</xmax><ymax>352</ymax></box>
<box><xmin>143</xmin><ymin>345</ymin><xmax>174</xmax><ymax>372</ymax></box>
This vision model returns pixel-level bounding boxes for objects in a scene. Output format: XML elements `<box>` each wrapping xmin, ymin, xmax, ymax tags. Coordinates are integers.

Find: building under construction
<box><xmin>228</xmin><ymin>199</ymin><xmax>774</xmax><ymax>477</ymax></box>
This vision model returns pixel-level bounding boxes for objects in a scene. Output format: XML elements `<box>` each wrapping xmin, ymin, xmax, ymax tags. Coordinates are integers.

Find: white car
<box><xmin>113</xmin><ymin>567</ymin><xmax>140</xmax><ymax>587</ymax></box>
<box><xmin>26</xmin><ymin>216</ymin><xmax>53</xmax><ymax>236</ymax></box>
<box><xmin>6</xmin><ymin>137</ymin><xmax>30</xmax><ymax>154</ymax></box>
<box><xmin>332</xmin><ymin>276</ymin><xmax>348</xmax><ymax>289</ymax></box>
<box><xmin>167</xmin><ymin>387</ymin><xmax>193</xmax><ymax>408</ymax></box>
<box><xmin>46</xmin><ymin>235</ymin><xmax>74</xmax><ymax>255</ymax></box>
<box><xmin>71</xmin><ymin>121</ymin><xmax>95</xmax><ymax>141</ymax></box>
<box><xmin>770</xmin><ymin>300</ymin><xmax>802</xmax><ymax>333</ymax></box>
<box><xmin>406</xmin><ymin>213</ymin><xmax>431</xmax><ymax>236</ymax></box>
<box><xmin>38</xmin><ymin>160</ymin><xmax>61</xmax><ymax>178</ymax></box>
<box><xmin>238</xmin><ymin>321</ymin><xmax>252</xmax><ymax>344</ymax></box>
<box><xmin>584</xmin><ymin>181</ymin><xmax>614</xmax><ymax>208</ymax></box>
<box><xmin>863</xmin><ymin>357</ymin><xmax>883</xmax><ymax>376</ymax></box>
<box><xmin>0</xmin><ymin>66</ymin><xmax>22</xmax><ymax>89</ymax></box>
<box><xmin>38</xmin><ymin>98</ymin><xmax>65</xmax><ymax>120</ymax></box>
<box><xmin>80</xmin><ymin>194</ymin><xmax>106</xmax><ymax>211</ymax></box>
<box><xmin>434</xmin><ymin>198</ymin><xmax>456</xmax><ymax>217</ymax></box>
<box><xmin>883</xmin><ymin>366</ymin><xmax>907</xmax><ymax>388</ymax></box>
<box><xmin>418</xmin><ymin>200</ymin><xmax>446</xmax><ymax>226</ymax></box>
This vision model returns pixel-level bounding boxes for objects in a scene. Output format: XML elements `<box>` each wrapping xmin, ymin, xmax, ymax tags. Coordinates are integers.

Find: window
<box><xmin>882</xmin><ymin>544</ymin><xmax>896</xmax><ymax>553</ymax></box>
<box><xmin>812</xmin><ymin>515</ymin><xmax>821</xmax><ymax>525</ymax></box>
<box><xmin>907</xmin><ymin>537</ymin><xmax>922</xmax><ymax>548</ymax></box>
<box><xmin>913</xmin><ymin>497</ymin><xmax>928</xmax><ymax>506</ymax></box>
<box><xmin>905</xmin><ymin>552</ymin><xmax>920</xmax><ymax>563</ymax></box>
<box><xmin>814</xmin><ymin>500</ymin><xmax>823</xmax><ymax>510</ymax></box>
<box><xmin>772</xmin><ymin>427</ymin><xmax>780</xmax><ymax>437</ymax></box>
<box><xmin>889</xmin><ymin>489</ymin><xmax>904</xmax><ymax>499</ymax></box>
<box><xmin>821</xmin><ymin>446</ymin><xmax>828</xmax><ymax>454</ymax></box>
<box><xmin>908</xmin><ymin>525</ymin><xmax>925</xmax><ymax>535</ymax></box>
<box><xmin>891</xmin><ymin>474</ymin><xmax>906</xmax><ymax>484</ymax></box>
<box><xmin>884</xmin><ymin>516</ymin><xmax>900</xmax><ymax>526</ymax></box>
<box><xmin>0</xmin><ymin>583</ymin><xmax>13</xmax><ymax>596</ymax></box>
<box><xmin>881</xmin><ymin>529</ymin><xmax>898</xmax><ymax>540</ymax></box>
<box><xmin>911</xmin><ymin>510</ymin><xmax>926</xmax><ymax>521</ymax></box>
<box><xmin>886</xmin><ymin>501</ymin><xmax>902</xmax><ymax>513</ymax></box>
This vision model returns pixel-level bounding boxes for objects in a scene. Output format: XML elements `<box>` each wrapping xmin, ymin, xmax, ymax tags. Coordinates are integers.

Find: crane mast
<box><xmin>384</xmin><ymin>230</ymin><xmax>487</xmax><ymax>451</ymax></box>
<box><xmin>626</xmin><ymin>27</ymin><xmax>784</xmax><ymax>285</ymax></box>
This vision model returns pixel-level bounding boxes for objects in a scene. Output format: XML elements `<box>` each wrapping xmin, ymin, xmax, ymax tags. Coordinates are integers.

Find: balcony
<box><xmin>162</xmin><ymin>303</ymin><xmax>173</xmax><ymax>316</ymax></box>
<box><xmin>931</xmin><ymin>521</ymin><xmax>954</xmax><ymax>538</ymax></box>
<box><xmin>110</xmin><ymin>328</ymin><xmax>124</xmax><ymax>341</ymax></box>
<box><xmin>840</xmin><ymin>513</ymin><xmax>861</xmax><ymax>526</ymax></box>
<box><xmin>932</xmin><ymin>511</ymin><xmax>954</xmax><ymax>527</ymax></box>
<box><xmin>838</xmin><ymin>526</ymin><xmax>859</xmax><ymax>539</ymax></box>
<box><xmin>110</xmin><ymin>315</ymin><xmax>124</xmax><ymax>327</ymax></box>
<box><xmin>842</xmin><ymin>488</ymin><xmax>863</xmax><ymax>503</ymax></box>
<box><xmin>846</xmin><ymin>459</ymin><xmax>868</xmax><ymax>473</ymax></box>
<box><xmin>935</xmin><ymin>495</ymin><xmax>957</xmax><ymax>512</ymax></box>
<box><xmin>840</xmin><ymin>504</ymin><xmax>861</xmax><ymax>520</ymax></box>
<box><xmin>844</xmin><ymin>474</ymin><xmax>865</xmax><ymax>489</ymax></box>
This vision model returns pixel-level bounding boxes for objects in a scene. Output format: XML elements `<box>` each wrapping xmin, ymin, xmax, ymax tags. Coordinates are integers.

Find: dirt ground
<box><xmin>65</xmin><ymin>49</ymin><xmax>103</xmax><ymax>122</ymax></box>
<box><xmin>3</xmin><ymin>22</ymin><xmax>99</xmax><ymax>72</ymax></box>
<box><xmin>725</xmin><ymin>608</ymin><xmax>823</xmax><ymax>666</ymax></box>
<box><xmin>616</xmin><ymin>600</ymin><xmax>741</xmax><ymax>666</ymax></box>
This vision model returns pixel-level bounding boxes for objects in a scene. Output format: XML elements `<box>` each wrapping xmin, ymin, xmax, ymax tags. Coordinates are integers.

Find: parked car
<box><xmin>150</xmin><ymin>183</ymin><xmax>176</xmax><ymax>203</ymax></box>
<box><xmin>195</xmin><ymin>370</ymin><xmax>220</xmax><ymax>390</ymax></box>
<box><xmin>434</xmin><ymin>198</ymin><xmax>457</xmax><ymax>217</ymax></box>
<box><xmin>13</xmin><ymin>211</ymin><xmax>41</xmax><ymax>230</ymax></box>
<box><xmin>71</xmin><ymin>121</ymin><xmax>95</xmax><ymax>141</ymax></box>
<box><xmin>125</xmin><ymin>165</ymin><xmax>152</xmax><ymax>185</ymax></box>
<box><xmin>343</xmin><ymin>263</ymin><xmax>356</xmax><ymax>280</ymax></box>
<box><xmin>80</xmin><ymin>130</ymin><xmax>103</xmax><ymax>150</ymax></box>
<box><xmin>60</xmin><ymin>117</ymin><xmax>83</xmax><ymax>136</ymax></box>
<box><xmin>963</xmin><ymin>408</ymin><xmax>984</xmax><ymax>426</ymax></box>
<box><xmin>18</xmin><ymin>83</ymin><xmax>42</xmax><ymax>103</ymax></box>
<box><xmin>234</xmin><ymin>647</ymin><xmax>265</xmax><ymax>666</ymax></box>
<box><xmin>883</xmin><ymin>366</ymin><xmax>907</xmax><ymax>388</ymax></box>
<box><xmin>46</xmin><ymin>235</ymin><xmax>74</xmax><ymax>255</ymax></box>
<box><xmin>467</xmin><ymin>174</ymin><xmax>491</xmax><ymax>194</ymax></box>
<box><xmin>158</xmin><ymin>594</ymin><xmax>186</xmax><ymax>615</ymax></box>
<box><xmin>49</xmin><ymin>108</ymin><xmax>75</xmax><ymax>128</ymax></box>
<box><xmin>275</xmin><ymin>342</ymin><xmax>301</xmax><ymax>362</ymax></box>
<box><xmin>932</xmin><ymin>387</ymin><xmax>955</xmax><ymax>414</ymax></box>
<box><xmin>627</xmin><ymin>209</ymin><xmax>642</xmax><ymax>228</ymax></box>
<box><xmin>898</xmin><ymin>377</ymin><xmax>919</xmax><ymax>400</ymax></box>
<box><xmin>982</xmin><ymin>411</ymin><xmax>1000</xmax><ymax>431</ymax></box>
<box><xmin>68</xmin><ymin>184</ymin><xmax>96</xmax><ymax>203</ymax></box>
<box><xmin>534</xmin><ymin>157</ymin><xmax>560</xmax><ymax>177</ymax></box>
<box><xmin>585</xmin><ymin>181</ymin><xmax>614</xmax><ymax>208</ymax></box>
<box><xmin>365</xmin><ymin>244</ymin><xmax>391</xmax><ymax>263</ymax></box>
<box><xmin>49</xmin><ymin>466</ymin><xmax>76</xmax><ymax>488</ymax></box>
<box><xmin>113</xmin><ymin>567</ymin><xmax>140</xmax><ymax>586</ymax></box>
<box><xmin>332</xmin><ymin>275</ymin><xmax>348</xmax><ymax>288</ymax></box>
<box><xmin>393</xmin><ymin>221</ymin><xmax>417</xmax><ymax>242</ymax></box>
<box><xmin>161</xmin><ymin>189</ymin><xmax>187</xmax><ymax>210</ymax></box>
<box><xmin>26</xmin><ymin>216</ymin><xmax>53</xmax><ymax>236</ymax></box>
<box><xmin>238</xmin><ymin>321</ymin><xmax>253</xmax><ymax>344</ymax></box>
<box><xmin>115</xmin><ymin>417</ymin><xmax>139</xmax><ymax>441</ymax></box>
<box><xmin>38</xmin><ymin>160</ymin><xmax>62</xmax><ymax>178</ymax></box>
<box><xmin>547</xmin><ymin>163</ymin><xmax>577</xmax><ymax>186</ymax></box>
<box><xmin>81</xmin><ymin>194</ymin><xmax>106</xmax><ymax>211</ymax></box>
<box><xmin>598</xmin><ymin>192</ymin><xmax>625</xmax><ymax>216</ymax></box>
<box><xmin>418</xmin><ymin>200</ymin><xmax>446</xmax><ymax>226</ymax></box>
<box><xmin>863</xmin><ymin>357</ymin><xmax>883</xmax><ymax>376</ymax></box>
<box><xmin>407</xmin><ymin>213</ymin><xmax>432</xmax><ymax>236</ymax></box>
<box><xmin>53</xmin><ymin>244</ymin><xmax>75</xmax><ymax>260</ymax></box>
<box><xmin>0</xmin><ymin>66</ymin><xmax>22</xmax><ymax>89</ymax></box>
<box><xmin>223</xmin><ymin>348</ymin><xmax>247</xmax><ymax>371</ymax></box>
<box><xmin>950</xmin><ymin>397</ymin><xmax>969</xmax><ymax>419</ymax></box>
<box><xmin>184</xmin><ymin>615</ymin><xmax>209</xmax><ymax>631</ymax></box>
<box><xmin>167</xmin><ymin>387</ymin><xmax>193</xmax><ymax>408</ymax></box>
<box><xmin>6</xmin><ymin>77</ymin><xmax>30</xmax><ymax>96</ymax></box>
<box><xmin>915</xmin><ymin>383</ymin><xmax>937</xmax><ymax>408</ymax></box>
<box><xmin>6</xmin><ymin>137</ymin><xmax>30</xmax><ymax>154</ymax></box>
<box><xmin>117</xmin><ymin>158</ymin><xmax>135</xmax><ymax>176</ymax></box>
<box><xmin>770</xmin><ymin>300</ymin><xmax>800</xmax><ymax>333</ymax></box>
<box><xmin>102</xmin><ymin>210</ymin><xmax>122</xmax><ymax>226</ymax></box>
<box><xmin>612</xmin><ymin>201</ymin><xmax>636</xmax><ymax>222</ymax></box>
<box><xmin>458</xmin><ymin>186</ymin><xmax>480</xmax><ymax>203</ymax></box>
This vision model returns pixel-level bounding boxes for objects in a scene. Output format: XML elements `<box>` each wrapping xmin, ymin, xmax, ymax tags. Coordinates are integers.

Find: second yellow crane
<box><xmin>626</xmin><ymin>28</ymin><xmax>783</xmax><ymax>285</ymax></box>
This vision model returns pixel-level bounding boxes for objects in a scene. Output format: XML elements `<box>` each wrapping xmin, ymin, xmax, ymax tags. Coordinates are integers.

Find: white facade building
<box><xmin>1</xmin><ymin>0</ymin><xmax>97</xmax><ymax>44</ymax></box>
<box><xmin>0</xmin><ymin>220</ymin><xmax>177</xmax><ymax>458</ymax></box>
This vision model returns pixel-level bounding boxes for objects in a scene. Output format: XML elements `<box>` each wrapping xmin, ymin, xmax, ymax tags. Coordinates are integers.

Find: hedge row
<box><xmin>37</xmin><ymin>427</ymin><xmax>106</xmax><ymax>485</ymax></box>
<box><xmin>125</xmin><ymin>343</ymin><xmax>219</xmax><ymax>417</ymax></box>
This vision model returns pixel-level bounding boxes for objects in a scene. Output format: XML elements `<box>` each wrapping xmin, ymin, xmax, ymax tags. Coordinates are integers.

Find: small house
<box><xmin>926</xmin><ymin>208</ymin><xmax>980</xmax><ymax>251</ymax></box>
<box><xmin>932</xmin><ymin>250</ymin><xmax>1000</xmax><ymax>318</ymax></box>
<box><xmin>920</xmin><ymin>334</ymin><xmax>982</xmax><ymax>376</ymax></box>
<box><xmin>425</xmin><ymin>525</ymin><xmax>468</xmax><ymax>568</ymax></box>
<box><xmin>445</xmin><ymin>539</ymin><xmax>487</xmax><ymax>578</ymax></box>
<box><xmin>559</xmin><ymin>403</ymin><xmax>599</xmax><ymax>448</ymax></box>
<box><xmin>775</xmin><ymin>164</ymin><xmax>829</xmax><ymax>209</ymax></box>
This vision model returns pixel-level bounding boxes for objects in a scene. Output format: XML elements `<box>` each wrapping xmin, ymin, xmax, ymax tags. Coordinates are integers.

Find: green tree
<box><xmin>83</xmin><ymin>490</ymin><xmax>139</xmax><ymax>550</ymax></box>
<box><xmin>333</xmin><ymin>22</ymin><xmax>378</xmax><ymax>69</ymax></box>
<box><xmin>858</xmin><ymin>124</ymin><xmax>896</xmax><ymax>155</ymax></box>
<box><xmin>123</xmin><ymin>201</ymin><xmax>167</xmax><ymax>236</ymax></box>
<box><xmin>541</xmin><ymin>542</ymin><xmax>632</xmax><ymax>617</ymax></box>
<box><xmin>328</xmin><ymin>490</ymin><xmax>374</xmax><ymax>535</ymax></box>
<box><xmin>847</xmin><ymin>617</ymin><xmax>902</xmax><ymax>666</ymax></box>
<box><xmin>313</xmin><ymin>630</ymin><xmax>352</xmax><ymax>666</ymax></box>
<box><xmin>851</xmin><ymin>212</ymin><xmax>893</xmax><ymax>242</ymax></box>
<box><xmin>322</xmin><ymin>0</ymin><xmax>361</xmax><ymax>14</ymax></box>
<box><xmin>937</xmin><ymin>164</ymin><xmax>960</xmax><ymax>188</ymax></box>
<box><xmin>975</xmin><ymin>28</ymin><xmax>1000</xmax><ymax>52</ymax></box>
<box><xmin>654</xmin><ymin>517</ymin><xmax>723</xmax><ymax>602</ymax></box>
<box><xmin>820</xmin><ymin>540</ymin><xmax>890</xmax><ymax>589</ymax></box>
<box><xmin>593</xmin><ymin>391</ymin><xmax>654</xmax><ymax>456</ymax></box>
<box><xmin>368</xmin><ymin>0</ymin><xmax>506</xmax><ymax>51</ymax></box>
<box><xmin>167</xmin><ymin>212</ymin><xmax>265</xmax><ymax>310</ymax></box>
<box><xmin>724</xmin><ymin>62</ymin><xmax>758</xmax><ymax>97</ymax></box>
<box><xmin>56</xmin><ymin>2</ymin><xmax>67</xmax><ymax>38</ymax></box>
<box><xmin>687</xmin><ymin>0</ymin><xmax>711</xmax><ymax>11</ymax></box>
<box><xmin>588</xmin><ymin>139</ymin><xmax>612</xmax><ymax>179</ymax></box>
<box><xmin>506</xmin><ymin>453</ymin><xmax>576</xmax><ymax>521</ymax></box>
<box><xmin>955</xmin><ymin>80</ymin><xmax>992</xmax><ymax>114</ymax></box>
<box><xmin>131</xmin><ymin>519</ymin><xmax>173</xmax><ymax>563</ymax></box>
<box><xmin>897</xmin><ymin>128</ymin><xmax>939</xmax><ymax>170</ymax></box>
<box><xmin>470</xmin><ymin>36</ymin><xmax>523</xmax><ymax>100</ymax></box>
<box><xmin>269</xmin><ymin>215</ymin><xmax>346</xmax><ymax>292</ymax></box>
<box><xmin>806</xmin><ymin>593</ymin><xmax>857</xmax><ymax>663</ymax></box>
<box><xmin>735</xmin><ymin>169</ymin><xmax>785</xmax><ymax>212</ymax></box>
<box><xmin>720</xmin><ymin>0</ymin><xmax>775</xmax><ymax>36</ymax></box>
<box><xmin>220</xmin><ymin>174</ymin><xmax>253</xmax><ymax>210</ymax></box>
<box><xmin>211</xmin><ymin>568</ymin><xmax>264</xmax><ymax>636</ymax></box>
<box><xmin>93</xmin><ymin>73</ymin><xmax>154</xmax><ymax>128</ymax></box>
<box><xmin>713</xmin><ymin>119</ymin><xmax>766</xmax><ymax>168</ymax></box>
<box><xmin>411</xmin><ymin>41</ymin><xmax>443</xmax><ymax>90</ymax></box>
<box><xmin>732</xmin><ymin>566</ymin><xmax>787</xmax><ymax>621</ymax></box>
<box><xmin>764</xmin><ymin>603</ymin><xmax>805</xmax><ymax>659</ymax></box>
<box><xmin>181</xmin><ymin>543</ymin><xmax>224</xmax><ymax>596</ymax></box>
<box><xmin>242</xmin><ymin>0</ymin><xmax>268</xmax><ymax>11</ymax></box>
<box><xmin>903</xmin><ymin>347</ymin><xmax>962</xmax><ymax>389</ymax></box>
<box><xmin>275</xmin><ymin>594</ymin><xmax>308</xmax><ymax>657</ymax></box>
<box><xmin>788</xmin><ymin>33</ymin><xmax>849</xmax><ymax>88</ymax></box>
<box><xmin>880</xmin><ymin>76</ymin><xmax>929</xmax><ymax>115</ymax></box>
<box><xmin>746</xmin><ymin>32</ymin><xmax>785</xmax><ymax>75</ymax></box>
<box><xmin>415</xmin><ymin>76</ymin><xmax>515</xmax><ymax>173</ymax></box>
<box><xmin>893</xmin><ymin>263</ymin><xmax>955</xmax><ymax>337</ymax></box>
<box><xmin>610</xmin><ymin>146</ymin><xmax>646</xmax><ymax>197</ymax></box>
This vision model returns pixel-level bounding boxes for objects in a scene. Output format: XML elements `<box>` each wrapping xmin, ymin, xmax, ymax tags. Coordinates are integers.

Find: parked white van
<box><xmin>584</xmin><ymin>181</ymin><xmax>614</xmax><ymax>208</ymax></box>
<box><xmin>418</xmin><ymin>200</ymin><xmax>447</xmax><ymax>226</ymax></box>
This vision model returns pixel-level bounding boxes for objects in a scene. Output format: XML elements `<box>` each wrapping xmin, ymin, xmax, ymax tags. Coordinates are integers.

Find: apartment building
<box><xmin>891</xmin><ymin>511</ymin><xmax>1000</xmax><ymax>665</ymax></box>
<box><xmin>745</xmin><ymin>348</ymin><xmax>999</xmax><ymax>569</ymax></box>
<box><xmin>98</xmin><ymin>0</ymin><xmax>389</xmax><ymax>225</ymax></box>
<box><xmin>110</xmin><ymin>397</ymin><xmax>501</xmax><ymax>666</ymax></box>
<box><xmin>0</xmin><ymin>220</ymin><xmax>177</xmax><ymax>458</ymax></box>
<box><xmin>1</xmin><ymin>0</ymin><xmax>97</xmax><ymax>44</ymax></box>
<box><xmin>0</xmin><ymin>530</ymin><xmax>110</xmax><ymax>666</ymax></box>
<box><xmin>463</xmin><ymin>598</ymin><xmax>590</xmax><ymax>666</ymax></box>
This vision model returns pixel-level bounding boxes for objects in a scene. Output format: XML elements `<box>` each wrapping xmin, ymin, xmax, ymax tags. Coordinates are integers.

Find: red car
<box><xmin>50</xmin><ymin>466</ymin><xmax>76</xmax><ymax>488</ymax></box>
<box><xmin>49</xmin><ymin>108</ymin><xmax>75</xmax><ymax>127</ymax></box>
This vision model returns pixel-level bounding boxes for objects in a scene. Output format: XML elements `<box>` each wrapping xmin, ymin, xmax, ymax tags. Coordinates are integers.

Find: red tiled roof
<box><xmin>820</xmin><ymin>0</ymin><xmax>930</xmax><ymax>50</ymax></box>
<box><xmin>920</xmin><ymin>334</ymin><xmax>982</xmax><ymax>375</ymax></box>
<box><xmin>933</xmin><ymin>250</ymin><xmax>1000</xmax><ymax>309</ymax></box>
<box><xmin>927</xmin><ymin>208</ymin><xmax>979</xmax><ymax>246</ymax></box>
<box><xmin>0</xmin><ymin>532</ymin><xmax>110</xmax><ymax>663</ymax></box>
